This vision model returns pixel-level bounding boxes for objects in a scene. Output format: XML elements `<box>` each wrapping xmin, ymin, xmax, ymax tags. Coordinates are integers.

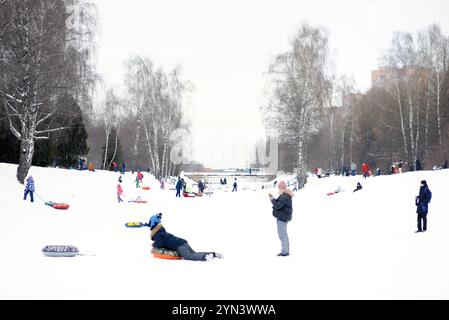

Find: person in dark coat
<box><xmin>415</xmin><ymin>180</ymin><xmax>432</xmax><ymax>233</ymax></box>
<box><xmin>175</xmin><ymin>177</ymin><xmax>183</xmax><ymax>197</ymax></box>
<box><xmin>353</xmin><ymin>182</ymin><xmax>363</xmax><ymax>193</ymax></box>
<box><xmin>146</xmin><ymin>213</ymin><xmax>222</xmax><ymax>261</ymax></box>
<box><xmin>269</xmin><ymin>181</ymin><xmax>294</xmax><ymax>257</ymax></box>
<box><xmin>415</xmin><ymin>158</ymin><xmax>422</xmax><ymax>171</ymax></box>
<box><xmin>398</xmin><ymin>160</ymin><xmax>403</xmax><ymax>173</ymax></box>
<box><xmin>232</xmin><ymin>179</ymin><xmax>237</xmax><ymax>192</ymax></box>
<box><xmin>23</xmin><ymin>176</ymin><xmax>35</xmax><ymax>203</ymax></box>
<box><xmin>443</xmin><ymin>160</ymin><xmax>448</xmax><ymax>169</ymax></box>
<box><xmin>197</xmin><ymin>180</ymin><xmax>204</xmax><ymax>194</ymax></box>
<box><xmin>224</xmin><ymin>178</ymin><xmax>227</xmax><ymax>185</ymax></box>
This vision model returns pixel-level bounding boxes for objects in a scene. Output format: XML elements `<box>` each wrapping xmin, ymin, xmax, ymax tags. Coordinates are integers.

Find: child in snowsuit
<box><xmin>23</xmin><ymin>176</ymin><xmax>35</xmax><ymax>203</ymax></box>
<box><xmin>135</xmin><ymin>176</ymin><xmax>140</xmax><ymax>188</ymax></box>
<box><xmin>146</xmin><ymin>214</ymin><xmax>223</xmax><ymax>261</ymax></box>
<box><xmin>353</xmin><ymin>182</ymin><xmax>362</xmax><ymax>193</ymax></box>
<box><xmin>117</xmin><ymin>184</ymin><xmax>123</xmax><ymax>203</ymax></box>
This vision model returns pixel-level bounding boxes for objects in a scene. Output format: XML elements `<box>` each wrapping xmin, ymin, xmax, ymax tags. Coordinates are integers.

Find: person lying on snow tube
<box><xmin>145</xmin><ymin>213</ymin><xmax>223</xmax><ymax>261</ymax></box>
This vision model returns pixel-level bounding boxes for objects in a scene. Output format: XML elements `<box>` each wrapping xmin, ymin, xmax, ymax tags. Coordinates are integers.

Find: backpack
<box><xmin>427</xmin><ymin>189</ymin><xmax>432</xmax><ymax>203</ymax></box>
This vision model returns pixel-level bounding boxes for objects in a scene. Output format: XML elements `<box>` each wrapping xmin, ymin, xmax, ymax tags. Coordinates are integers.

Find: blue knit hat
<box><xmin>149</xmin><ymin>213</ymin><xmax>162</xmax><ymax>229</ymax></box>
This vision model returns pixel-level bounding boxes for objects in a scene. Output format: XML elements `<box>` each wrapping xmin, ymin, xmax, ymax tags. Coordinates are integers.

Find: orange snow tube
<box><xmin>152</xmin><ymin>252</ymin><xmax>182</xmax><ymax>260</ymax></box>
<box><xmin>53</xmin><ymin>203</ymin><xmax>70</xmax><ymax>210</ymax></box>
<box><xmin>151</xmin><ymin>248</ymin><xmax>182</xmax><ymax>260</ymax></box>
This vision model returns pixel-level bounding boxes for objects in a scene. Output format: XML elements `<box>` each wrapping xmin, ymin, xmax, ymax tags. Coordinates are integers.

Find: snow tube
<box><xmin>151</xmin><ymin>248</ymin><xmax>182</xmax><ymax>260</ymax></box>
<box><xmin>183</xmin><ymin>193</ymin><xmax>195</xmax><ymax>198</ymax></box>
<box><xmin>52</xmin><ymin>203</ymin><xmax>70</xmax><ymax>210</ymax></box>
<box><xmin>42</xmin><ymin>245</ymin><xmax>79</xmax><ymax>257</ymax></box>
<box><xmin>142</xmin><ymin>186</ymin><xmax>151</xmax><ymax>190</ymax></box>
<box><xmin>125</xmin><ymin>222</ymin><xmax>145</xmax><ymax>228</ymax></box>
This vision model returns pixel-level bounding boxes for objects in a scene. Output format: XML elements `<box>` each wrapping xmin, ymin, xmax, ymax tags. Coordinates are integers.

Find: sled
<box><xmin>42</xmin><ymin>245</ymin><xmax>79</xmax><ymax>257</ymax></box>
<box><xmin>125</xmin><ymin>222</ymin><xmax>145</xmax><ymax>228</ymax></box>
<box><xmin>183</xmin><ymin>193</ymin><xmax>195</xmax><ymax>198</ymax></box>
<box><xmin>53</xmin><ymin>203</ymin><xmax>70</xmax><ymax>210</ymax></box>
<box><xmin>326</xmin><ymin>192</ymin><xmax>335</xmax><ymax>196</ymax></box>
<box><xmin>128</xmin><ymin>200</ymin><xmax>148</xmax><ymax>204</ymax></box>
<box><xmin>45</xmin><ymin>201</ymin><xmax>69</xmax><ymax>209</ymax></box>
<box><xmin>142</xmin><ymin>186</ymin><xmax>151</xmax><ymax>190</ymax></box>
<box><xmin>151</xmin><ymin>248</ymin><xmax>182</xmax><ymax>260</ymax></box>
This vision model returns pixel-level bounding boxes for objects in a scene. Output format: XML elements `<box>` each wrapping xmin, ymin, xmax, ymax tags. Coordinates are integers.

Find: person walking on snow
<box><xmin>361</xmin><ymin>163</ymin><xmax>370</xmax><ymax>178</ymax></box>
<box><xmin>137</xmin><ymin>171</ymin><xmax>143</xmax><ymax>183</ymax></box>
<box><xmin>232</xmin><ymin>179</ymin><xmax>237</xmax><ymax>192</ymax></box>
<box><xmin>350</xmin><ymin>162</ymin><xmax>357</xmax><ymax>176</ymax></box>
<box><xmin>415</xmin><ymin>180</ymin><xmax>432</xmax><ymax>233</ymax></box>
<box><xmin>117</xmin><ymin>183</ymin><xmax>124</xmax><ymax>203</ymax></box>
<box><xmin>23</xmin><ymin>176</ymin><xmax>35</xmax><ymax>203</ymax></box>
<box><xmin>175</xmin><ymin>177</ymin><xmax>183</xmax><ymax>197</ymax></box>
<box><xmin>135</xmin><ymin>175</ymin><xmax>140</xmax><ymax>188</ymax></box>
<box><xmin>160</xmin><ymin>180</ymin><xmax>165</xmax><ymax>190</ymax></box>
<box><xmin>146</xmin><ymin>213</ymin><xmax>223</xmax><ymax>261</ymax></box>
<box><xmin>269</xmin><ymin>181</ymin><xmax>294</xmax><ymax>257</ymax></box>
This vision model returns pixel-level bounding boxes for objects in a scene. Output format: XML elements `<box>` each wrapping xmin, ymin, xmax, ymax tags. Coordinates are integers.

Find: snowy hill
<box><xmin>1</xmin><ymin>162</ymin><xmax>449</xmax><ymax>299</ymax></box>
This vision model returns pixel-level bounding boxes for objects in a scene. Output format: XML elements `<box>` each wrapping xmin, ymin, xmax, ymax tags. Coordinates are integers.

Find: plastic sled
<box><xmin>326</xmin><ymin>192</ymin><xmax>335</xmax><ymax>196</ymax></box>
<box><xmin>151</xmin><ymin>248</ymin><xmax>182</xmax><ymax>260</ymax></box>
<box><xmin>125</xmin><ymin>222</ymin><xmax>145</xmax><ymax>228</ymax></box>
<box><xmin>42</xmin><ymin>245</ymin><xmax>79</xmax><ymax>257</ymax></box>
<box><xmin>53</xmin><ymin>203</ymin><xmax>70</xmax><ymax>210</ymax></box>
<box><xmin>128</xmin><ymin>200</ymin><xmax>148</xmax><ymax>204</ymax></box>
<box><xmin>142</xmin><ymin>186</ymin><xmax>151</xmax><ymax>190</ymax></box>
<box><xmin>183</xmin><ymin>193</ymin><xmax>195</xmax><ymax>198</ymax></box>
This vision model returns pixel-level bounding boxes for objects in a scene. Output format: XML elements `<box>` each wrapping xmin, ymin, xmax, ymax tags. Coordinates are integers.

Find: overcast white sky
<box><xmin>94</xmin><ymin>0</ymin><xmax>449</xmax><ymax>168</ymax></box>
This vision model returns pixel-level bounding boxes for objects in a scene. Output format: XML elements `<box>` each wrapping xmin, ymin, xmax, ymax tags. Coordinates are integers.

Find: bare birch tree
<box><xmin>263</xmin><ymin>24</ymin><xmax>331</xmax><ymax>188</ymax></box>
<box><xmin>0</xmin><ymin>0</ymin><xmax>97</xmax><ymax>183</ymax></box>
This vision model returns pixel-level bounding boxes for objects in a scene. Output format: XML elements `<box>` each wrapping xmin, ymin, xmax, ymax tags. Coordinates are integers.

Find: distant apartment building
<box><xmin>371</xmin><ymin>66</ymin><xmax>394</xmax><ymax>87</ymax></box>
<box><xmin>371</xmin><ymin>66</ymin><xmax>425</xmax><ymax>88</ymax></box>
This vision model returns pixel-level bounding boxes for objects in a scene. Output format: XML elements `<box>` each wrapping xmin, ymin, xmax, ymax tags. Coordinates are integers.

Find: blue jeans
<box><xmin>176</xmin><ymin>243</ymin><xmax>212</xmax><ymax>261</ymax></box>
<box><xmin>277</xmin><ymin>220</ymin><xmax>289</xmax><ymax>255</ymax></box>
<box><xmin>24</xmin><ymin>190</ymin><xmax>34</xmax><ymax>202</ymax></box>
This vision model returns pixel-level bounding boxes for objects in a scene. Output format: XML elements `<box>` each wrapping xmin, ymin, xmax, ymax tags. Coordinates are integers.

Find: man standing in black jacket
<box><xmin>415</xmin><ymin>180</ymin><xmax>432</xmax><ymax>233</ymax></box>
<box><xmin>269</xmin><ymin>181</ymin><xmax>294</xmax><ymax>257</ymax></box>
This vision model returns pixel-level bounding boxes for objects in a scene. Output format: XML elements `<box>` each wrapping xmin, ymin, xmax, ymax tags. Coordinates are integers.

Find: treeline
<box><xmin>264</xmin><ymin>23</ymin><xmax>449</xmax><ymax>182</ymax></box>
<box><xmin>0</xmin><ymin>1</ymin><xmax>190</xmax><ymax>182</ymax></box>
<box><xmin>87</xmin><ymin>56</ymin><xmax>190</xmax><ymax>179</ymax></box>
<box><xmin>0</xmin><ymin>0</ymin><xmax>97</xmax><ymax>182</ymax></box>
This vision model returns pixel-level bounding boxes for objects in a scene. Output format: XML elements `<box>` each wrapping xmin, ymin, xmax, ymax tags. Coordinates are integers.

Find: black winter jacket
<box><xmin>271</xmin><ymin>192</ymin><xmax>293</xmax><ymax>222</ymax></box>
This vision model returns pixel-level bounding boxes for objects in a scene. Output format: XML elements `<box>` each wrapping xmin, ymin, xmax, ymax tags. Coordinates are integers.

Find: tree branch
<box><xmin>35</xmin><ymin>126</ymin><xmax>67</xmax><ymax>135</ymax></box>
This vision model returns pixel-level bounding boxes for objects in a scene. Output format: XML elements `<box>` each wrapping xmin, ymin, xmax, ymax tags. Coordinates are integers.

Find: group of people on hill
<box><xmin>22</xmin><ymin>153</ymin><xmax>438</xmax><ymax>262</ymax></box>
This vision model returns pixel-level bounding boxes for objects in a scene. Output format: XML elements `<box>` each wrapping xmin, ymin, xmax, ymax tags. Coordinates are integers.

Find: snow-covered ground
<box><xmin>1</xmin><ymin>162</ymin><xmax>449</xmax><ymax>299</ymax></box>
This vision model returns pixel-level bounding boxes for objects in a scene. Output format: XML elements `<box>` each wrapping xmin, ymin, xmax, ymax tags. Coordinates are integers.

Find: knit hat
<box><xmin>149</xmin><ymin>213</ymin><xmax>162</xmax><ymax>230</ymax></box>
<box><xmin>420</xmin><ymin>180</ymin><xmax>428</xmax><ymax>187</ymax></box>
